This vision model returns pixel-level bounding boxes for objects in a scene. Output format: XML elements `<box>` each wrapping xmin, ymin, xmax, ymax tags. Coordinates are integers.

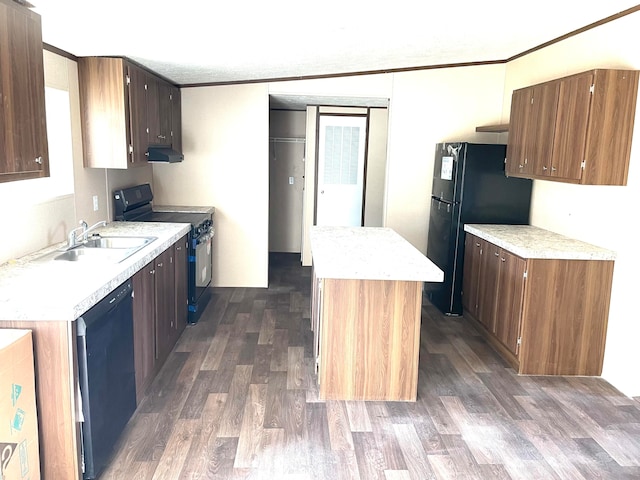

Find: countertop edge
<box><xmin>464</xmin><ymin>224</ymin><xmax>616</xmax><ymax>261</ymax></box>
<box><xmin>153</xmin><ymin>205</ymin><xmax>216</xmax><ymax>215</ymax></box>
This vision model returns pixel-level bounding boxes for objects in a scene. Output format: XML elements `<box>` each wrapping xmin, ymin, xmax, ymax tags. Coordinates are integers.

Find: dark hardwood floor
<box><xmin>101</xmin><ymin>253</ymin><xmax>640</xmax><ymax>479</ymax></box>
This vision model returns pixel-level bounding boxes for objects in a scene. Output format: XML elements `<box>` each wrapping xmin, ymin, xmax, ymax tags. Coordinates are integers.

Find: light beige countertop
<box><xmin>310</xmin><ymin>226</ymin><xmax>444</xmax><ymax>282</ymax></box>
<box><xmin>464</xmin><ymin>224</ymin><xmax>616</xmax><ymax>260</ymax></box>
<box><xmin>0</xmin><ymin>221</ymin><xmax>190</xmax><ymax>322</ymax></box>
<box><xmin>153</xmin><ymin>205</ymin><xmax>215</xmax><ymax>215</ymax></box>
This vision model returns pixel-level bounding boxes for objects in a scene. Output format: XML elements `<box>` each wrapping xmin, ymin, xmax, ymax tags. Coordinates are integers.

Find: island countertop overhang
<box><xmin>310</xmin><ymin>226</ymin><xmax>444</xmax><ymax>282</ymax></box>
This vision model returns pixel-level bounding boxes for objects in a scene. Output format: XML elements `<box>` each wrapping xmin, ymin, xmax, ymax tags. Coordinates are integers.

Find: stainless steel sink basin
<box><xmin>54</xmin><ymin>248</ymin><xmax>126</xmax><ymax>263</ymax></box>
<box><xmin>37</xmin><ymin>235</ymin><xmax>158</xmax><ymax>263</ymax></box>
<box><xmin>83</xmin><ymin>236</ymin><xmax>156</xmax><ymax>249</ymax></box>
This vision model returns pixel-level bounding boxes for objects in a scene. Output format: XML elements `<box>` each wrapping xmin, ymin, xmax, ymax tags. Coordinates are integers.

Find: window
<box><xmin>0</xmin><ymin>86</ymin><xmax>75</xmax><ymax>203</ymax></box>
<box><xmin>323</xmin><ymin>125</ymin><xmax>361</xmax><ymax>185</ymax></box>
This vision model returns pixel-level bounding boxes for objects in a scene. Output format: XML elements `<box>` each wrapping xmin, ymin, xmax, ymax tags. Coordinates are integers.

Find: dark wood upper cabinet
<box><xmin>529</xmin><ymin>81</ymin><xmax>560</xmax><ymax>178</ymax></box>
<box><xmin>505</xmin><ymin>88</ymin><xmax>531</xmax><ymax>176</ymax></box>
<box><xmin>506</xmin><ymin>68</ymin><xmax>639</xmax><ymax>186</ymax></box>
<box><xmin>78</xmin><ymin>56</ymin><xmax>182</xmax><ymax>168</ymax></box>
<box><xmin>170</xmin><ymin>86</ymin><xmax>182</xmax><ymax>153</ymax></box>
<box><xmin>79</xmin><ymin>57</ymin><xmax>140</xmax><ymax>168</ymax></box>
<box><xmin>147</xmin><ymin>77</ymin><xmax>173</xmax><ymax>146</ymax></box>
<box><xmin>128</xmin><ymin>63</ymin><xmax>150</xmax><ymax>165</ymax></box>
<box><xmin>582</xmin><ymin>69</ymin><xmax>639</xmax><ymax>185</ymax></box>
<box><xmin>0</xmin><ymin>0</ymin><xmax>49</xmax><ymax>183</ymax></box>
<box><xmin>145</xmin><ymin>75</ymin><xmax>159</xmax><ymax>145</ymax></box>
<box><xmin>157</xmin><ymin>82</ymin><xmax>173</xmax><ymax>145</ymax></box>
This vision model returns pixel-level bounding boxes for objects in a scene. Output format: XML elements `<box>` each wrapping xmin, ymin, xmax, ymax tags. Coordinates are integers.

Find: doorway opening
<box><xmin>268</xmin><ymin>96</ymin><xmax>389</xmax><ymax>271</ymax></box>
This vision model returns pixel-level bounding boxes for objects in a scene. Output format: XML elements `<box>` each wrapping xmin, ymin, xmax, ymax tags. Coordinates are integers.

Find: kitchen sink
<box><xmin>37</xmin><ymin>235</ymin><xmax>157</xmax><ymax>263</ymax></box>
<box><xmin>54</xmin><ymin>248</ymin><xmax>126</xmax><ymax>263</ymax></box>
<box><xmin>83</xmin><ymin>235</ymin><xmax>156</xmax><ymax>249</ymax></box>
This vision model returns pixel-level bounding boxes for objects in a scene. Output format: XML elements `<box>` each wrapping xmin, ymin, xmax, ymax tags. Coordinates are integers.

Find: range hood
<box><xmin>146</xmin><ymin>145</ymin><xmax>184</xmax><ymax>163</ymax></box>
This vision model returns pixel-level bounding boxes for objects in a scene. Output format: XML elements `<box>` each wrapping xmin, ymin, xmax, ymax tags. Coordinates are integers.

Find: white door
<box><xmin>316</xmin><ymin>115</ymin><xmax>367</xmax><ymax>226</ymax></box>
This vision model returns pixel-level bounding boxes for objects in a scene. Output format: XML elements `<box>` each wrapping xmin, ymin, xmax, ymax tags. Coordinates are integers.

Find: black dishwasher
<box><xmin>77</xmin><ymin>280</ymin><xmax>136</xmax><ymax>479</ymax></box>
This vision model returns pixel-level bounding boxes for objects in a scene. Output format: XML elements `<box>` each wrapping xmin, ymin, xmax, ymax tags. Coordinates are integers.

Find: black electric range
<box><xmin>113</xmin><ymin>183</ymin><xmax>214</xmax><ymax>323</ymax></box>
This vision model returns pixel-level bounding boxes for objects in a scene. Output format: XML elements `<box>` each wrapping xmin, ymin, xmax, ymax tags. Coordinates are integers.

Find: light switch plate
<box><xmin>93</xmin><ymin>195</ymin><xmax>99</xmax><ymax>211</ymax></box>
<box><xmin>289</xmin><ymin>176</ymin><xmax>294</xmax><ymax>185</ymax></box>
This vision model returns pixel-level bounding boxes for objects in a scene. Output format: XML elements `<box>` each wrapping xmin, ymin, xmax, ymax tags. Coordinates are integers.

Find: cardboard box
<box><xmin>0</xmin><ymin>330</ymin><xmax>40</xmax><ymax>480</ymax></box>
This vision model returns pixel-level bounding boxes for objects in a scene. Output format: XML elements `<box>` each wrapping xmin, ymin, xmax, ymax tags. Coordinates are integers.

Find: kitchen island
<box><xmin>310</xmin><ymin>226</ymin><xmax>443</xmax><ymax>401</ymax></box>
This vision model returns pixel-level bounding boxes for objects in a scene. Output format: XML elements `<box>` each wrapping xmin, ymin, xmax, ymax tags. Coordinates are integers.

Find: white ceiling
<box><xmin>34</xmin><ymin>1</ymin><xmax>638</xmax><ymax>87</ymax></box>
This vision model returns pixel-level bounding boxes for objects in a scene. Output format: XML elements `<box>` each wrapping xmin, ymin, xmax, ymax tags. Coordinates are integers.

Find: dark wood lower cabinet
<box><xmin>461</xmin><ymin>234</ymin><xmax>482</xmax><ymax>318</ymax></box>
<box><xmin>132</xmin><ymin>235</ymin><xmax>189</xmax><ymax>401</ymax></box>
<box><xmin>463</xmin><ymin>232</ymin><xmax>613</xmax><ymax>376</ymax></box>
<box><xmin>174</xmin><ymin>236</ymin><xmax>189</xmax><ymax>338</ymax></box>
<box><xmin>478</xmin><ymin>241</ymin><xmax>500</xmax><ymax>333</ymax></box>
<box><xmin>155</xmin><ymin>247</ymin><xmax>176</xmax><ymax>364</ymax></box>
<box><xmin>493</xmin><ymin>249</ymin><xmax>526</xmax><ymax>355</ymax></box>
<box><xmin>132</xmin><ymin>261</ymin><xmax>156</xmax><ymax>400</ymax></box>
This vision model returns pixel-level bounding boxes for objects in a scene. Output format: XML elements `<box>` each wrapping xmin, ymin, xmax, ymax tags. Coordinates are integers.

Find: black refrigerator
<box><xmin>426</xmin><ymin>142</ymin><xmax>532</xmax><ymax>315</ymax></box>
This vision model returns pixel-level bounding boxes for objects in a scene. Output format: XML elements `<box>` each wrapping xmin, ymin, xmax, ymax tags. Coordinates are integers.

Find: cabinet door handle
<box><xmin>35</xmin><ymin>156</ymin><xmax>43</xmax><ymax>164</ymax></box>
<box><xmin>494</xmin><ymin>252</ymin><xmax>499</xmax><ymax>256</ymax></box>
<box><xmin>475</xmin><ymin>242</ymin><xmax>480</xmax><ymax>247</ymax></box>
<box><xmin>157</xmin><ymin>135</ymin><xmax>166</xmax><ymax>140</ymax></box>
<box><xmin>551</xmin><ymin>166</ymin><xmax>557</xmax><ymax>172</ymax></box>
<box><xmin>542</xmin><ymin>166</ymin><xmax>548</xmax><ymax>171</ymax></box>
<box><xmin>150</xmin><ymin>269</ymin><xmax>155</xmax><ymax>274</ymax></box>
<box><xmin>501</xmin><ymin>257</ymin><xmax>506</xmax><ymax>262</ymax></box>
<box><xmin>176</xmin><ymin>246</ymin><xmax>182</xmax><ymax>251</ymax></box>
<box><xmin>157</xmin><ymin>262</ymin><xmax>163</xmax><ymax>267</ymax></box>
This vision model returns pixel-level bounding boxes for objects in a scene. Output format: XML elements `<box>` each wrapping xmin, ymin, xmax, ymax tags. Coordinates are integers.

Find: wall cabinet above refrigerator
<box><xmin>78</xmin><ymin>57</ymin><xmax>182</xmax><ymax>169</ymax></box>
<box><xmin>505</xmin><ymin>68</ymin><xmax>639</xmax><ymax>185</ymax></box>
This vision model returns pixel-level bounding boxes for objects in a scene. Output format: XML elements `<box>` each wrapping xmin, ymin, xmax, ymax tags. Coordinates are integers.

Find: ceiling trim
<box><xmin>43</xmin><ymin>42</ymin><xmax>77</xmax><ymax>61</ymax></box>
<box><xmin>507</xmin><ymin>4</ymin><xmax>640</xmax><ymax>62</ymax></box>
<box><xmin>179</xmin><ymin>59</ymin><xmax>507</xmax><ymax>88</ymax></box>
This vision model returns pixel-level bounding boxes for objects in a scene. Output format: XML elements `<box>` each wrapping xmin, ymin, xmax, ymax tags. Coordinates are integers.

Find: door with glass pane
<box><xmin>316</xmin><ymin>115</ymin><xmax>367</xmax><ymax>226</ymax></box>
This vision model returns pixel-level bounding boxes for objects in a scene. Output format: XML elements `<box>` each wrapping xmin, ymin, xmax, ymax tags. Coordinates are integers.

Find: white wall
<box><xmin>385</xmin><ymin>65</ymin><xmax>507</xmax><ymax>251</ymax></box>
<box><xmin>502</xmin><ymin>11</ymin><xmax>640</xmax><ymax>397</ymax></box>
<box><xmin>301</xmin><ymin>107</ymin><xmax>318</xmax><ymax>266</ymax></box>
<box><xmin>0</xmin><ymin>52</ymin><xmax>78</xmax><ymax>264</ymax></box>
<box><xmin>171</xmin><ymin>66</ymin><xmax>506</xmax><ymax>283</ymax></box>
<box><xmin>152</xmin><ymin>84</ymin><xmax>270</xmax><ymax>288</ymax></box>
<box><xmin>364</xmin><ymin>108</ymin><xmax>389</xmax><ymax>228</ymax></box>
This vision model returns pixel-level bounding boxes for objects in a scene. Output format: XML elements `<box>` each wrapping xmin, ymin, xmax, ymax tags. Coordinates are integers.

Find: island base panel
<box><xmin>318</xmin><ymin>278</ymin><xmax>422</xmax><ymax>401</ymax></box>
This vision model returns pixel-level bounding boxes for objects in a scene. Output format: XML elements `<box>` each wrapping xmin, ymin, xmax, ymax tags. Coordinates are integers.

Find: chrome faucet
<box><xmin>66</xmin><ymin>220</ymin><xmax>107</xmax><ymax>249</ymax></box>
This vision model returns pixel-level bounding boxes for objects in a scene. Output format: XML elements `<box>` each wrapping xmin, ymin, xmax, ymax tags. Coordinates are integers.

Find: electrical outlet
<box><xmin>93</xmin><ymin>195</ymin><xmax>99</xmax><ymax>211</ymax></box>
<box><xmin>289</xmin><ymin>176</ymin><xmax>294</xmax><ymax>185</ymax></box>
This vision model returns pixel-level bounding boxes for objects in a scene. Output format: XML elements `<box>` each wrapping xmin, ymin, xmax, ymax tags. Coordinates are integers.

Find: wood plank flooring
<box><xmin>100</xmin><ymin>253</ymin><xmax>640</xmax><ymax>479</ymax></box>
